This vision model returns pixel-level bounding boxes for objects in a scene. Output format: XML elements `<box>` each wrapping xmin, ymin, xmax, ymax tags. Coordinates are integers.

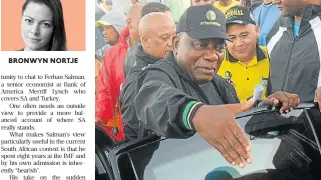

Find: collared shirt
<box><xmin>213</xmin><ymin>0</ymin><xmax>239</xmax><ymax>14</ymax></box>
<box><xmin>218</xmin><ymin>46</ymin><xmax>270</xmax><ymax>102</ymax></box>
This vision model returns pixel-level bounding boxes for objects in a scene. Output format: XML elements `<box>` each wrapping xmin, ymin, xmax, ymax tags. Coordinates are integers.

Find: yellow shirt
<box><xmin>218</xmin><ymin>46</ymin><xmax>270</xmax><ymax>102</ymax></box>
<box><xmin>213</xmin><ymin>0</ymin><xmax>240</xmax><ymax>14</ymax></box>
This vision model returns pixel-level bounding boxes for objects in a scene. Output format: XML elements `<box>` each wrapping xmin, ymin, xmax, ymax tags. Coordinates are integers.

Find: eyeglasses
<box><xmin>191</xmin><ymin>39</ymin><xmax>226</xmax><ymax>53</ymax></box>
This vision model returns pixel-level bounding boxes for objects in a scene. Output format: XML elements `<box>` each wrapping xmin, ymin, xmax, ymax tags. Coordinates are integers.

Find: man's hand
<box><xmin>315</xmin><ymin>87</ymin><xmax>321</xmax><ymax>111</ymax></box>
<box><xmin>192</xmin><ymin>99</ymin><xmax>255</xmax><ymax>168</ymax></box>
<box><xmin>263</xmin><ymin>91</ymin><xmax>300</xmax><ymax>113</ymax></box>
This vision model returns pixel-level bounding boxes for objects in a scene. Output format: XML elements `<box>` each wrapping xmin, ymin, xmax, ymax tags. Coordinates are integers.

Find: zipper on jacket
<box><xmin>280</xmin><ymin>38</ymin><xmax>295</xmax><ymax>91</ymax></box>
<box><xmin>281</xmin><ymin>25</ymin><xmax>311</xmax><ymax>90</ymax></box>
<box><xmin>294</xmin><ymin>26</ymin><xmax>310</xmax><ymax>42</ymax></box>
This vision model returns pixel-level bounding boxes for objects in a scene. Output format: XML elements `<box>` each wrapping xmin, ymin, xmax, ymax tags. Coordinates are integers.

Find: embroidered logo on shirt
<box><xmin>224</xmin><ymin>71</ymin><xmax>235</xmax><ymax>86</ymax></box>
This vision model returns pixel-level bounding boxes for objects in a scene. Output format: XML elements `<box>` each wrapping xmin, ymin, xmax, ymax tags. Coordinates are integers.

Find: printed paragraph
<box><xmin>0</xmin><ymin>73</ymin><xmax>88</xmax><ymax>180</ymax></box>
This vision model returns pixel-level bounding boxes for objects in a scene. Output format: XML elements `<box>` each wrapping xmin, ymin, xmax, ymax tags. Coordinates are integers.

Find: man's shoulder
<box><xmin>270</xmin><ymin>4</ymin><xmax>281</xmax><ymax>12</ymax></box>
<box><xmin>124</xmin><ymin>44</ymin><xmax>140</xmax><ymax>72</ymax></box>
<box><xmin>126</xmin><ymin>44</ymin><xmax>139</xmax><ymax>55</ymax></box>
<box><xmin>257</xmin><ymin>46</ymin><xmax>271</xmax><ymax>64</ymax></box>
<box><xmin>212</xmin><ymin>74</ymin><xmax>235</xmax><ymax>91</ymax></box>
<box><xmin>272</xmin><ymin>16</ymin><xmax>295</xmax><ymax>30</ymax></box>
<box><xmin>142</xmin><ymin>58</ymin><xmax>175</xmax><ymax>72</ymax></box>
<box><xmin>259</xmin><ymin>46</ymin><xmax>268</xmax><ymax>55</ymax></box>
<box><xmin>103</xmin><ymin>43</ymin><xmax>127</xmax><ymax>62</ymax></box>
<box><xmin>266</xmin><ymin>16</ymin><xmax>289</xmax><ymax>44</ymax></box>
<box><xmin>213</xmin><ymin>74</ymin><xmax>228</xmax><ymax>83</ymax></box>
<box><xmin>137</xmin><ymin>58</ymin><xmax>179</xmax><ymax>84</ymax></box>
<box><xmin>121</xmin><ymin>70</ymin><xmax>140</xmax><ymax>95</ymax></box>
<box><xmin>106</xmin><ymin>43</ymin><xmax>122</xmax><ymax>52</ymax></box>
<box><xmin>252</xmin><ymin>4</ymin><xmax>261</xmax><ymax>15</ymax></box>
<box><xmin>212</xmin><ymin>75</ymin><xmax>240</xmax><ymax>103</ymax></box>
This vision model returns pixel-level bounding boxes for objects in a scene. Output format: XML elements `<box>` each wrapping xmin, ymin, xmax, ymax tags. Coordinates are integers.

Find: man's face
<box><xmin>102</xmin><ymin>25</ymin><xmax>119</xmax><ymax>45</ymax></box>
<box><xmin>127</xmin><ymin>6</ymin><xmax>142</xmax><ymax>41</ymax></box>
<box><xmin>227</xmin><ymin>24</ymin><xmax>259</xmax><ymax>63</ymax></box>
<box><xmin>192</xmin><ymin>0</ymin><xmax>213</xmax><ymax>5</ymax></box>
<box><xmin>174</xmin><ymin>33</ymin><xmax>226</xmax><ymax>83</ymax></box>
<box><xmin>143</xmin><ymin>19</ymin><xmax>176</xmax><ymax>58</ymax></box>
<box><xmin>272</xmin><ymin>0</ymin><xmax>306</xmax><ymax>16</ymax></box>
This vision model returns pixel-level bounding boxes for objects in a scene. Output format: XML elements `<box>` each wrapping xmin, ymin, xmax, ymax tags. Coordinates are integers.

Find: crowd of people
<box><xmin>95</xmin><ymin>0</ymin><xmax>321</xmax><ymax>175</ymax></box>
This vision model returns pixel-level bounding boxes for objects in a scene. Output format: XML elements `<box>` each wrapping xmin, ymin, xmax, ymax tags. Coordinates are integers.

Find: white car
<box><xmin>96</xmin><ymin>103</ymin><xmax>321</xmax><ymax>180</ymax></box>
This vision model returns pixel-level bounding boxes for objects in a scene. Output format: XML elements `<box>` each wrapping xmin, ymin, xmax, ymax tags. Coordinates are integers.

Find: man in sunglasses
<box><xmin>132</xmin><ymin>5</ymin><xmax>299</xmax><ymax>168</ymax></box>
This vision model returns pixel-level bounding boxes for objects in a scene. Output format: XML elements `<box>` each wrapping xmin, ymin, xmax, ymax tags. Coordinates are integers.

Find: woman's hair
<box><xmin>22</xmin><ymin>0</ymin><xmax>67</xmax><ymax>51</ymax></box>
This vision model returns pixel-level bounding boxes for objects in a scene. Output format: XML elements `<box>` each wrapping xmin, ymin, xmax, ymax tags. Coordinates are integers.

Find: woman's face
<box><xmin>21</xmin><ymin>2</ymin><xmax>54</xmax><ymax>51</ymax></box>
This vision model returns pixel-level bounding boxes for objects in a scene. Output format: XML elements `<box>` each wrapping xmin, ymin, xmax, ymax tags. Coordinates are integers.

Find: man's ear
<box><xmin>126</xmin><ymin>18</ymin><xmax>132</xmax><ymax>29</ymax></box>
<box><xmin>255</xmin><ymin>25</ymin><xmax>260</xmax><ymax>39</ymax></box>
<box><xmin>141</xmin><ymin>36</ymin><xmax>150</xmax><ymax>48</ymax></box>
<box><xmin>172</xmin><ymin>34</ymin><xmax>180</xmax><ymax>53</ymax></box>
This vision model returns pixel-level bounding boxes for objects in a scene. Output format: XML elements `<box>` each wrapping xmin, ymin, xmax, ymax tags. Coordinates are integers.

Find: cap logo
<box><xmin>226</xmin><ymin>9</ymin><xmax>244</xmax><ymax>20</ymax></box>
<box><xmin>206</xmin><ymin>10</ymin><xmax>216</xmax><ymax>21</ymax></box>
<box><xmin>201</xmin><ymin>10</ymin><xmax>220</xmax><ymax>26</ymax></box>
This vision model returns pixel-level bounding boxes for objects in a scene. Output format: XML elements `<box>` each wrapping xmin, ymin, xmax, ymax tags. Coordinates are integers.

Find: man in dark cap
<box><xmin>131</xmin><ymin>5</ymin><xmax>299</xmax><ymax>168</ymax></box>
<box><xmin>218</xmin><ymin>6</ymin><xmax>270</xmax><ymax>103</ymax></box>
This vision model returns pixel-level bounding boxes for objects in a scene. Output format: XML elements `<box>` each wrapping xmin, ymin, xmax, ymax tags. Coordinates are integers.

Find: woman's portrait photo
<box><xmin>21</xmin><ymin>0</ymin><xmax>66</xmax><ymax>51</ymax></box>
<box><xmin>1</xmin><ymin>0</ymin><xmax>85</xmax><ymax>51</ymax></box>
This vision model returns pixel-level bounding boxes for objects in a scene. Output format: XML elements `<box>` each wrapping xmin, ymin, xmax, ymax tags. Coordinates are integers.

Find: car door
<box><xmin>95</xmin><ymin>125</ymin><xmax>116</xmax><ymax>180</ymax></box>
<box><xmin>108</xmin><ymin>105</ymin><xmax>321</xmax><ymax>180</ymax></box>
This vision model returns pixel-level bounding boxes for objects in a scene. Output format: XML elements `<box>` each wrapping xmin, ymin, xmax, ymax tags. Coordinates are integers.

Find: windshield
<box><xmin>125</xmin><ymin>107</ymin><xmax>321</xmax><ymax>180</ymax></box>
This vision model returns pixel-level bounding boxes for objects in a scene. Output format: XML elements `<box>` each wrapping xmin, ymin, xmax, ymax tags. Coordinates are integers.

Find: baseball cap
<box><xmin>95</xmin><ymin>10</ymin><xmax>126</xmax><ymax>27</ymax></box>
<box><xmin>225</xmin><ymin>5</ymin><xmax>256</xmax><ymax>25</ymax></box>
<box><xmin>177</xmin><ymin>5</ymin><xmax>229</xmax><ymax>40</ymax></box>
<box><xmin>96</xmin><ymin>14</ymin><xmax>113</xmax><ymax>27</ymax></box>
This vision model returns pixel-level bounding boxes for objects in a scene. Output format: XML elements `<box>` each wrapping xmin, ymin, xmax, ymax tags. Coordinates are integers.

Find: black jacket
<box><xmin>129</xmin><ymin>51</ymin><xmax>239</xmax><ymax>140</ymax></box>
<box><xmin>124</xmin><ymin>42</ymin><xmax>141</xmax><ymax>77</ymax></box>
<box><xmin>120</xmin><ymin>45</ymin><xmax>160</xmax><ymax>140</ymax></box>
<box><xmin>266</xmin><ymin>5</ymin><xmax>321</xmax><ymax>102</ymax></box>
